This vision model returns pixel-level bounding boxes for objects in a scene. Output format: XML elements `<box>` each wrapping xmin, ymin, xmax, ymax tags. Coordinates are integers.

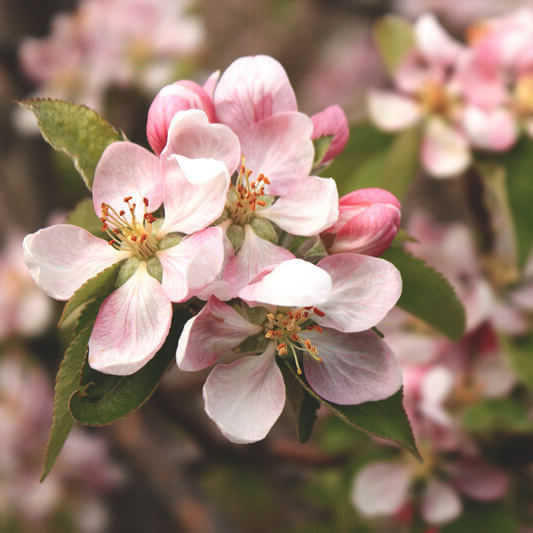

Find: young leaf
<box><xmin>19</xmin><ymin>99</ymin><xmax>122</xmax><ymax>190</ymax></box>
<box><xmin>381</xmin><ymin>246</ymin><xmax>466</xmax><ymax>340</ymax></box>
<box><xmin>41</xmin><ymin>299</ymin><xmax>102</xmax><ymax>481</ymax></box>
<box><xmin>69</xmin><ymin>309</ymin><xmax>191</xmax><ymax>425</ymax></box>
<box><xmin>374</xmin><ymin>15</ymin><xmax>415</xmax><ymax>75</ymax></box>
<box><xmin>59</xmin><ymin>262</ymin><xmax>122</xmax><ymax>327</ymax></box>
<box><xmin>285</xmin><ymin>362</ymin><xmax>419</xmax><ymax>459</ymax></box>
<box><xmin>66</xmin><ymin>198</ymin><xmax>107</xmax><ymax>239</ymax></box>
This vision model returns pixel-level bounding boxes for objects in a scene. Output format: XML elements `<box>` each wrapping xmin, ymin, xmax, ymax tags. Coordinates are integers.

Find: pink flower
<box><xmin>310</xmin><ymin>104</ymin><xmax>349</xmax><ymax>166</ymax></box>
<box><xmin>147</xmin><ymin>55</ymin><xmax>343</xmax><ymax>297</ymax></box>
<box><xmin>23</xmin><ymin>112</ymin><xmax>235</xmax><ymax>375</ymax></box>
<box><xmin>177</xmin><ymin>255</ymin><xmax>403</xmax><ymax>443</ymax></box>
<box><xmin>322</xmin><ymin>188</ymin><xmax>401</xmax><ymax>256</ymax></box>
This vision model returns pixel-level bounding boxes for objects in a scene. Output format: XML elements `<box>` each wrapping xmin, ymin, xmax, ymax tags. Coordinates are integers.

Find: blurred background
<box><xmin>1</xmin><ymin>0</ymin><xmax>533</xmax><ymax>532</ymax></box>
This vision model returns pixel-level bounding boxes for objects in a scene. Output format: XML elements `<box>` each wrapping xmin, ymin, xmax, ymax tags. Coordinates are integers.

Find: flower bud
<box><xmin>323</xmin><ymin>188</ymin><xmax>401</xmax><ymax>256</ymax></box>
<box><xmin>311</xmin><ymin>105</ymin><xmax>349</xmax><ymax>166</ymax></box>
<box><xmin>146</xmin><ymin>80</ymin><xmax>216</xmax><ymax>154</ymax></box>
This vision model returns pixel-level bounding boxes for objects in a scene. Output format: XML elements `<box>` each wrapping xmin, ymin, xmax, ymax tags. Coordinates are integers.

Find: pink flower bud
<box><xmin>323</xmin><ymin>188</ymin><xmax>401</xmax><ymax>256</ymax></box>
<box><xmin>146</xmin><ymin>80</ymin><xmax>216</xmax><ymax>154</ymax></box>
<box><xmin>311</xmin><ymin>105</ymin><xmax>349</xmax><ymax>165</ymax></box>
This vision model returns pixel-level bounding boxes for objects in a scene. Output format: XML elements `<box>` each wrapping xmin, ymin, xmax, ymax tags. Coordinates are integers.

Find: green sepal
<box><xmin>284</xmin><ymin>361</ymin><xmax>420</xmax><ymax>459</ymax></box>
<box><xmin>68</xmin><ymin>308</ymin><xmax>191</xmax><ymax>426</ymax></box>
<box><xmin>250</xmin><ymin>218</ymin><xmax>278</xmax><ymax>243</ymax></box>
<box><xmin>158</xmin><ymin>232</ymin><xmax>183</xmax><ymax>250</ymax></box>
<box><xmin>146</xmin><ymin>256</ymin><xmax>163</xmax><ymax>283</ymax></box>
<box><xmin>115</xmin><ymin>257</ymin><xmax>141</xmax><ymax>287</ymax></box>
<box><xmin>312</xmin><ymin>135</ymin><xmax>333</xmax><ymax>168</ymax></box>
<box><xmin>381</xmin><ymin>246</ymin><xmax>466</xmax><ymax>340</ymax></box>
<box><xmin>19</xmin><ymin>98</ymin><xmax>122</xmax><ymax>190</ymax></box>
<box><xmin>226</xmin><ymin>223</ymin><xmax>245</xmax><ymax>251</ymax></box>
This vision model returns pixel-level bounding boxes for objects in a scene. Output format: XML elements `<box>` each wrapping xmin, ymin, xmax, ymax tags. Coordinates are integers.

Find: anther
<box><xmin>313</xmin><ymin>307</ymin><xmax>325</xmax><ymax>317</ymax></box>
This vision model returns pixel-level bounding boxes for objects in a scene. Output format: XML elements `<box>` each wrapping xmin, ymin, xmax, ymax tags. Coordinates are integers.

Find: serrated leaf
<box><xmin>66</xmin><ymin>198</ymin><xmax>106</xmax><ymax>238</ymax></box>
<box><xmin>41</xmin><ymin>299</ymin><xmax>102</xmax><ymax>481</ymax></box>
<box><xmin>441</xmin><ymin>501</ymin><xmax>517</xmax><ymax>533</ymax></box>
<box><xmin>19</xmin><ymin>99</ymin><xmax>122</xmax><ymax>190</ymax></box>
<box><xmin>59</xmin><ymin>262</ymin><xmax>122</xmax><ymax>327</ymax></box>
<box><xmin>69</xmin><ymin>309</ymin><xmax>190</xmax><ymax>425</ymax></box>
<box><xmin>374</xmin><ymin>15</ymin><xmax>415</xmax><ymax>75</ymax></box>
<box><xmin>381</xmin><ymin>246</ymin><xmax>466</xmax><ymax>340</ymax></box>
<box><xmin>461</xmin><ymin>397</ymin><xmax>533</xmax><ymax>434</ymax></box>
<box><xmin>284</xmin><ymin>362</ymin><xmax>419</xmax><ymax>459</ymax></box>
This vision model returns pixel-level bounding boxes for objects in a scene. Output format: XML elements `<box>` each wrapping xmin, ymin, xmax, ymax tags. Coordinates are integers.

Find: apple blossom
<box><xmin>177</xmin><ymin>255</ymin><xmax>403</xmax><ymax>443</ymax></box>
<box><xmin>23</xmin><ymin>111</ymin><xmax>236</xmax><ymax>375</ymax></box>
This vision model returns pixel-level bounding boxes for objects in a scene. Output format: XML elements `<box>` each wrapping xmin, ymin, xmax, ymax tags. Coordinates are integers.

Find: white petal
<box><xmin>203</xmin><ymin>344</ymin><xmax>285</xmax><ymax>443</ymax></box>
<box><xmin>367</xmin><ymin>90</ymin><xmax>421</xmax><ymax>132</ymax></box>
<box><xmin>421</xmin><ymin>479</ymin><xmax>462</xmax><ymax>525</ymax></box>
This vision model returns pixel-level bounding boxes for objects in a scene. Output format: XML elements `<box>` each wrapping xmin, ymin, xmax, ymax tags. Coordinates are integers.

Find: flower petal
<box><xmin>315</xmin><ymin>253</ymin><xmax>402</xmax><ymax>332</ymax></box>
<box><xmin>238</xmin><ymin>257</ymin><xmax>331</xmax><ymax>308</ymax></box>
<box><xmin>415</xmin><ymin>13</ymin><xmax>464</xmax><ymax>66</ymax></box>
<box><xmin>214</xmin><ymin>55</ymin><xmax>297</xmax><ymax>136</ymax></box>
<box><xmin>256</xmin><ymin>176</ymin><xmax>339</xmax><ymax>235</ymax></box>
<box><xmin>223</xmin><ymin>224</ymin><xmax>294</xmax><ymax>297</ymax></box>
<box><xmin>462</xmin><ymin>106</ymin><xmax>518</xmax><ymax>151</ymax></box>
<box><xmin>176</xmin><ymin>296</ymin><xmax>262</xmax><ymax>371</ymax></box>
<box><xmin>421</xmin><ymin>479</ymin><xmax>462</xmax><ymax>525</ymax></box>
<box><xmin>422</xmin><ymin>118</ymin><xmax>471</xmax><ymax>178</ymax></box>
<box><xmin>160</xmin><ymin>156</ymin><xmax>230</xmax><ymax>235</ymax></box>
<box><xmin>88</xmin><ymin>263</ymin><xmax>172</xmax><ymax>375</ymax></box>
<box><xmin>450</xmin><ymin>459</ymin><xmax>509</xmax><ymax>501</ymax></box>
<box><xmin>239</xmin><ymin>112</ymin><xmax>314</xmax><ymax>193</ymax></box>
<box><xmin>367</xmin><ymin>90</ymin><xmax>421</xmax><ymax>132</ymax></box>
<box><xmin>161</xmin><ymin>109</ymin><xmax>240</xmax><ymax>175</ymax></box>
<box><xmin>303</xmin><ymin>329</ymin><xmax>402</xmax><ymax>405</ymax></box>
<box><xmin>157</xmin><ymin>226</ymin><xmax>225</xmax><ymax>302</ymax></box>
<box><xmin>92</xmin><ymin>141</ymin><xmax>163</xmax><ymax>217</ymax></box>
<box><xmin>203</xmin><ymin>344</ymin><xmax>285</xmax><ymax>443</ymax></box>
<box><xmin>23</xmin><ymin>225</ymin><xmax>127</xmax><ymax>300</ymax></box>
<box><xmin>351</xmin><ymin>461</ymin><xmax>411</xmax><ymax>516</ymax></box>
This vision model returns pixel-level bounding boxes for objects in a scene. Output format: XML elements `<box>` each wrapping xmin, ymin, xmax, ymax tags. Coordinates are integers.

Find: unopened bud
<box><xmin>311</xmin><ymin>105</ymin><xmax>349</xmax><ymax>167</ymax></box>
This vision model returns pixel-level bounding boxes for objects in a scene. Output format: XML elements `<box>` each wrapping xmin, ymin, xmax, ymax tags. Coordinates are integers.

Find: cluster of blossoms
<box><xmin>368</xmin><ymin>9</ymin><xmax>533</xmax><ymax>177</ymax></box>
<box><xmin>352</xmin><ymin>213</ymin><xmax>533</xmax><ymax>528</ymax></box>
<box><xmin>18</xmin><ymin>0</ymin><xmax>203</xmax><ymax>116</ymax></box>
<box><xmin>23</xmin><ymin>55</ymin><xmax>406</xmax><ymax>443</ymax></box>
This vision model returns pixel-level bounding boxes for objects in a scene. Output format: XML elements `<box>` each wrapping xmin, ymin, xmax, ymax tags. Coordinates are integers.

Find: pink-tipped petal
<box><xmin>450</xmin><ymin>459</ymin><xmax>509</xmax><ymax>501</ymax></box>
<box><xmin>176</xmin><ymin>296</ymin><xmax>261</xmax><ymax>371</ymax></box>
<box><xmin>146</xmin><ymin>81</ymin><xmax>216</xmax><ymax>155</ymax></box>
<box><xmin>23</xmin><ymin>225</ymin><xmax>127</xmax><ymax>300</ymax></box>
<box><xmin>160</xmin><ymin>156</ymin><xmax>230</xmax><ymax>235</ymax></box>
<box><xmin>303</xmin><ymin>329</ymin><xmax>402</xmax><ymax>405</ymax></box>
<box><xmin>203</xmin><ymin>344</ymin><xmax>285</xmax><ymax>443</ymax></box>
<box><xmin>421</xmin><ymin>480</ymin><xmax>462</xmax><ymax>525</ymax></box>
<box><xmin>88</xmin><ymin>263</ymin><xmax>172</xmax><ymax>376</ymax></box>
<box><xmin>257</xmin><ymin>176</ymin><xmax>339</xmax><ymax>235</ymax></box>
<box><xmin>214</xmin><ymin>55</ymin><xmax>297</xmax><ymax>136</ymax></box>
<box><xmin>367</xmin><ymin>90</ymin><xmax>421</xmax><ymax>132</ymax></box>
<box><xmin>238</xmin><ymin>258</ymin><xmax>332</xmax><ymax>308</ymax></box>
<box><xmin>415</xmin><ymin>13</ymin><xmax>464</xmax><ymax>66</ymax></box>
<box><xmin>223</xmin><ymin>224</ymin><xmax>294</xmax><ymax>297</ymax></box>
<box><xmin>157</xmin><ymin>227</ymin><xmax>225</xmax><ymax>302</ymax></box>
<box><xmin>240</xmin><ymin>112</ymin><xmax>315</xmax><ymax>193</ymax></box>
<box><xmin>315</xmin><ymin>254</ymin><xmax>402</xmax><ymax>332</ymax></box>
<box><xmin>462</xmin><ymin>106</ymin><xmax>518</xmax><ymax>151</ymax></box>
<box><xmin>203</xmin><ymin>70</ymin><xmax>220</xmax><ymax>98</ymax></box>
<box><xmin>351</xmin><ymin>462</ymin><xmax>412</xmax><ymax>516</ymax></box>
<box><xmin>422</xmin><ymin>119</ymin><xmax>471</xmax><ymax>178</ymax></box>
<box><xmin>311</xmin><ymin>105</ymin><xmax>349</xmax><ymax>165</ymax></box>
<box><xmin>162</xmin><ymin>109</ymin><xmax>240</xmax><ymax>175</ymax></box>
<box><xmin>92</xmin><ymin>141</ymin><xmax>163</xmax><ymax>217</ymax></box>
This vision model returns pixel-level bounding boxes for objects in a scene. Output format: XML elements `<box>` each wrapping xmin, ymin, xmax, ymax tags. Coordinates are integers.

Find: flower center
<box><xmin>514</xmin><ymin>75</ymin><xmax>533</xmax><ymax>115</ymax></box>
<box><xmin>227</xmin><ymin>161</ymin><xmax>270</xmax><ymax>225</ymax></box>
<box><xmin>418</xmin><ymin>79</ymin><xmax>454</xmax><ymax>116</ymax></box>
<box><xmin>264</xmin><ymin>307</ymin><xmax>325</xmax><ymax>374</ymax></box>
<box><xmin>100</xmin><ymin>196</ymin><xmax>159</xmax><ymax>259</ymax></box>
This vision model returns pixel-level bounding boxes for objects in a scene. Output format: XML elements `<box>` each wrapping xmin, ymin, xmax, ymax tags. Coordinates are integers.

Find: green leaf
<box><xmin>298</xmin><ymin>390</ymin><xmax>321</xmax><ymax>443</ymax></box>
<box><xmin>69</xmin><ymin>309</ymin><xmax>191</xmax><ymax>425</ymax></box>
<box><xmin>284</xmin><ymin>362</ymin><xmax>419</xmax><ymax>459</ymax></box>
<box><xmin>374</xmin><ymin>15</ymin><xmax>415</xmax><ymax>75</ymax></box>
<box><xmin>41</xmin><ymin>299</ymin><xmax>102</xmax><ymax>481</ymax></box>
<box><xmin>494</xmin><ymin>137</ymin><xmax>533</xmax><ymax>268</ymax></box>
<box><xmin>461</xmin><ymin>397</ymin><xmax>533</xmax><ymax>434</ymax></box>
<box><xmin>502</xmin><ymin>333</ymin><xmax>533</xmax><ymax>392</ymax></box>
<box><xmin>381</xmin><ymin>246</ymin><xmax>466</xmax><ymax>340</ymax></box>
<box><xmin>66</xmin><ymin>198</ymin><xmax>106</xmax><ymax>239</ymax></box>
<box><xmin>19</xmin><ymin>99</ymin><xmax>122</xmax><ymax>190</ymax></box>
<box><xmin>380</xmin><ymin>124</ymin><xmax>422</xmax><ymax>200</ymax></box>
<box><xmin>441</xmin><ymin>501</ymin><xmax>517</xmax><ymax>533</ymax></box>
<box><xmin>59</xmin><ymin>262</ymin><xmax>122</xmax><ymax>327</ymax></box>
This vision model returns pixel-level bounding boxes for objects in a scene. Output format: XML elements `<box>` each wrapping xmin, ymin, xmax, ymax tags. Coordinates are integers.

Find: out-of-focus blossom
<box><xmin>322</xmin><ymin>188</ymin><xmax>401</xmax><ymax>256</ymax></box>
<box><xmin>0</xmin><ymin>232</ymin><xmax>54</xmax><ymax>341</ymax></box>
<box><xmin>177</xmin><ymin>256</ymin><xmax>402</xmax><ymax>443</ymax></box>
